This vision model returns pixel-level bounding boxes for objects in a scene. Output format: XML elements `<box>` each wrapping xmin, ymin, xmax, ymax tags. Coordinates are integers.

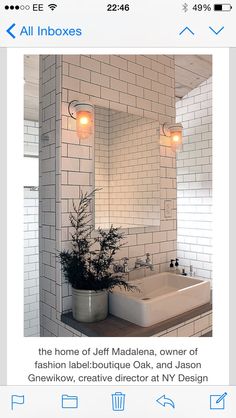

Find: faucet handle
<box><xmin>146</xmin><ymin>252</ymin><xmax>151</xmax><ymax>262</ymax></box>
<box><xmin>113</xmin><ymin>262</ymin><xmax>122</xmax><ymax>273</ymax></box>
<box><xmin>122</xmin><ymin>257</ymin><xmax>129</xmax><ymax>273</ymax></box>
<box><xmin>122</xmin><ymin>257</ymin><xmax>129</xmax><ymax>267</ymax></box>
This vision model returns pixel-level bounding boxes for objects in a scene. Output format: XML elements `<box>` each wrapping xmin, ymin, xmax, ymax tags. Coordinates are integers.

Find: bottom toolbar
<box><xmin>0</xmin><ymin>386</ymin><xmax>235</xmax><ymax>417</ymax></box>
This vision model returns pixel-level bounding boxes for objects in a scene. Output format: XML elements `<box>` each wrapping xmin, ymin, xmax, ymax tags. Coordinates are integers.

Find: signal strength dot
<box><xmin>5</xmin><ymin>5</ymin><xmax>20</xmax><ymax>10</ymax></box>
<box><xmin>48</xmin><ymin>3</ymin><xmax>57</xmax><ymax>11</ymax></box>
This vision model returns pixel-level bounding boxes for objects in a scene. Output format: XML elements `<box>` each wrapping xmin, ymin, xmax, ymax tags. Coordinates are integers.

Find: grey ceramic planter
<box><xmin>72</xmin><ymin>288</ymin><xmax>108</xmax><ymax>322</ymax></box>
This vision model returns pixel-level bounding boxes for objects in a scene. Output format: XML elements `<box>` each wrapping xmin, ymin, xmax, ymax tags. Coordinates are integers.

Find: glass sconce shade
<box><xmin>68</xmin><ymin>101</ymin><xmax>94</xmax><ymax>139</ymax></box>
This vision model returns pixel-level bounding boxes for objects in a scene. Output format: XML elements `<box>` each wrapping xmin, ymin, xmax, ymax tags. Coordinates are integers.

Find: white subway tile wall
<box><xmin>39</xmin><ymin>54</ymin><xmax>178</xmax><ymax>337</ymax></box>
<box><xmin>94</xmin><ymin>107</ymin><xmax>110</xmax><ymax>228</ymax></box>
<box><xmin>24</xmin><ymin>188</ymin><xmax>39</xmax><ymax>336</ymax></box>
<box><xmin>152</xmin><ymin>310</ymin><xmax>212</xmax><ymax>337</ymax></box>
<box><xmin>24</xmin><ymin>120</ymin><xmax>40</xmax><ymax>336</ymax></box>
<box><xmin>95</xmin><ymin>107</ymin><xmax>160</xmax><ymax>228</ymax></box>
<box><xmin>176</xmin><ymin>78</ymin><xmax>212</xmax><ymax>279</ymax></box>
<box><xmin>39</xmin><ymin>55</ymin><xmax>61</xmax><ymax>337</ymax></box>
<box><xmin>24</xmin><ymin>120</ymin><xmax>39</xmax><ymax>156</ymax></box>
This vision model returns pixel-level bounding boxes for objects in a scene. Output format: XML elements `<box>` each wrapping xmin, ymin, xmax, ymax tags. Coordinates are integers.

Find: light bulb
<box><xmin>79</xmin><ymin>116</ymin><xmax>89</xmax><ymax>125</ymax></box>
<box><xmin>172</xmin><ymin>134</ymin><xmax>180</xmax><ymax>143</ymax></box>
<box><xmin>76</xmin><ymin>109</ymin><xmax>93</xmax><ymax>139</ymax></box>
<box><xmin>171</xmin><ymin>131</ymin><xmax>182</xmax><ymax>151</ymax></box>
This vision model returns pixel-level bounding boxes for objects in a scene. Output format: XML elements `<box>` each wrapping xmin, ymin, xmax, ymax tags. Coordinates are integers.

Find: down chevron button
<box><xmin>209</xmin><ymin>26</ymin><xmax>224</xmax><ymax>35</ymax></box>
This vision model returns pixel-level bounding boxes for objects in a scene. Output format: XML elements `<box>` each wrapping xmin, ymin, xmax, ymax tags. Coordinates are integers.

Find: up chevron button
<box><xmin>209</xmin><ymin>26</ymin><xmax>224</xmax><ymax>35</ymax></box>
<box><xmin>179</xmin><ymin>26</ymin><xmax>195</xmax><ymax>36</ymax></box>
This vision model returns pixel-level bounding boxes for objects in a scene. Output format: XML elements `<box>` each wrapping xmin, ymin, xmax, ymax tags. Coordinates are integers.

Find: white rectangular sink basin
<box><xmin>109</xmin><ymin>272</ymin><xmax>211</xmax><ymax>327</ymax></box>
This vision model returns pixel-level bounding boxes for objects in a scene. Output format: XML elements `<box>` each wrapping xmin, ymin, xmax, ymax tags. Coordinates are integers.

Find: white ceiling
<box><xmin>24</xmin><ymin>55</ymin><xmax>39</xmax><ymax>121</ymax></box>
<box><xmin>175</xmin><ymin>55</ymin><xmax>212</xmax><ymax>99</ymax></box>
<box><xmin>24</xmin><ymin>55</ymin><xmax>212</xmax><ymax>121</ymax></box>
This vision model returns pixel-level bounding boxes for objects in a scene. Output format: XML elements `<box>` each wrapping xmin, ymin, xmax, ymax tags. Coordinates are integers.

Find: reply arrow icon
<box><xmin>156</xmin><ymin>394</ymin><xmax>175</xmax><ymax>408</ymax></box>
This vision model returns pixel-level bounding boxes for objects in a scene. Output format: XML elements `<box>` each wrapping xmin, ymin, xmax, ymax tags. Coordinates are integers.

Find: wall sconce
<box><xmin>68</xmin><ymin>100</ymin><xmax>94</xmax><ymax>139</ymax></box>
<box><xmin>161</xmin><ymin>122</ymin><xmax>183</xmax><ymax>151</ymax></box>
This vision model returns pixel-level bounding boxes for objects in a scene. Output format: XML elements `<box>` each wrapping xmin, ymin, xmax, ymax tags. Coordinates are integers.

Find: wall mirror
<box><xmin>94</xmin><ymin>106</ymin><xmax>160</xmax><ymax>230</ymax></box>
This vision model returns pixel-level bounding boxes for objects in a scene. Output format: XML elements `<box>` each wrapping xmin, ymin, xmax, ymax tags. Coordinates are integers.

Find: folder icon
<box><xmin>61</xmin><ymin>394</ymin><xmax>79</xmax><ymax>409</ymax></box>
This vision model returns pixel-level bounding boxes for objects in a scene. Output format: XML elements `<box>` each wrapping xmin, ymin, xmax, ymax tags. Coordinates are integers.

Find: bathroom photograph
<box><xmin>24</xmin><ymin>54</ymin><xmax>212</xmax><ymax>338</ymax></box>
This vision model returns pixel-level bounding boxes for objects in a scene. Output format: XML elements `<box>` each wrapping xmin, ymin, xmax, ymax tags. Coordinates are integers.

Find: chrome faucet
<box><xmin>113</xmin><ymin>257</ymin><xmax>130</xmax><ymax>273</ymax></box>
<box><xmin>113</xmin><ymin>254</ymin><xmax>154</xmax><ymax>274</ymax></box>
<box><xmin>135</xmin><ymin>253</ymin><xmax>154</xmax><ymax>271</ymax></box>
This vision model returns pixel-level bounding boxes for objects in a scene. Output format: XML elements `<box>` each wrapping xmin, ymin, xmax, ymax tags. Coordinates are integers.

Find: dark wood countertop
<box><xmin>61</xmin><ymin>303</ymin><xmax>212</xmax><ymax>337</ymax></box>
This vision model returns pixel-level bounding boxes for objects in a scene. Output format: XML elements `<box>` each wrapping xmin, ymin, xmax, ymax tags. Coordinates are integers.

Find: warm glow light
<box><xmin>171</xmin><ymin>131</ymin><xmax>182</xmax><ymax>150</ymax></box>
<box><xmin>76</xmin><ymin>111</ymin><xmax>91</xmax><ymax>125</ymax></box>
<box><xmin>171</xmin><ymin>132</ymin><xmax>181</xmax><ymax>143</ymax></box>
<box><xmin>68</xmin><ymin>101</ymin><xmax>94</xmax><ymax>139</ymax></box>
<box><xmin>161</xmin><ymin>122</ymin><xmax>183</xmax><ymax>152</ymax></box>
<box><xmin>76</xmin><ymin>109</ymin><xmax>93</xmax><ymax>139</ymax></box>
<box><xmin>79</xmin><ymin>116</ymin><xmax>89</xmax><ymax>125</ymax></box>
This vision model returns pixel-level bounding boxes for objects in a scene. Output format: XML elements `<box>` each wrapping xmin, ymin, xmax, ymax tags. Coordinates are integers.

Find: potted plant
<box><xmin>58</xmin><ymin>190</ymin><xmax>134</xmax><ymax>323</ymax></box>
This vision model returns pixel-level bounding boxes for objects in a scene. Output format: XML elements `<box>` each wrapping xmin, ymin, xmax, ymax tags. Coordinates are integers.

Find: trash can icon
<box><xmin>112</xmin><ymin>392</ymin><xmax>126</xmax><ymax>411</ymax></box>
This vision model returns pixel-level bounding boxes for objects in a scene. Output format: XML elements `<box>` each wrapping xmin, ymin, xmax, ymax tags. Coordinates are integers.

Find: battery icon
<box><xmin>214</xmin><ymin>4</ymin><xmax>232</xmax><ymax>11</ymax></box>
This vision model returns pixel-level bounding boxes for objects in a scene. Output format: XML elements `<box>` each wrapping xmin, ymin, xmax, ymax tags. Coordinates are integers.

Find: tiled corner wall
<box><xmin>39</xmin><ymin>54</ymin><xmax>177</xmax><ymax>337</ymax></box>
<box><xmin>176</xmin><ymin>77</ymin><xmax>212</xmax><ymax>279</ymax></box>
<box><xmin>39</xmin><ymin>56</ymin><xmax>62</xmax><ymax>337</ymax></box>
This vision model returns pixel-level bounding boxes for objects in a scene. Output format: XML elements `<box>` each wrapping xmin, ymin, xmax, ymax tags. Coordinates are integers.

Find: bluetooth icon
<box><xmin>182</xmin><ymin>3</ymin><xmax>188</xmax><ymax>12</ymax></box>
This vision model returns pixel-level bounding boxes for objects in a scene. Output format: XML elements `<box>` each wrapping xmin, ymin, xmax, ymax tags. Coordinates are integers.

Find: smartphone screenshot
<box><xmin>0</xmin><ymin>0</ymin><xmax>235</xmax><ymax>416</ymax></box>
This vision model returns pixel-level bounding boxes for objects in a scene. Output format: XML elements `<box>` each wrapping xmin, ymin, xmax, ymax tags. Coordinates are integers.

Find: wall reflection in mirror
<box><xmin>94</xmin><ymin>106</ymin><xmax>160</xmax><ymax>229</ymax></box>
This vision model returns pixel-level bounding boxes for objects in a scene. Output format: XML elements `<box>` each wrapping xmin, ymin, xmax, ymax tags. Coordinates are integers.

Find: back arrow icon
<box><xmin>6</xmin><ymin>23</ymin><xmax>16</xmax><ymax>39</ymax></box>
<box><xmin>156</xmin><ymin>395</ymin><xmax>175</xmax><ymax>408</ymax></box>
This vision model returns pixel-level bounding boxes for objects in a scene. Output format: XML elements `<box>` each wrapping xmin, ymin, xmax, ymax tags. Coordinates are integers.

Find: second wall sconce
<box><xmin>68</xmin><ymin>100</ymin><xmax>94</xmax><ymax>139</ymax></box>
<box><xmin>161</xmin><ymin>122</ymin><xmax>183</xmax><ymax>151</ymax></box>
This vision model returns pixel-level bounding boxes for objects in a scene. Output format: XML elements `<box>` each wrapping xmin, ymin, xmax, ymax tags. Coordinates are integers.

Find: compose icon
<box><xmin>210</xmin><ymin>392</ymin><xmax>227</xmax><ymax>410</ymax></box>
<box><xmin>61</xmin><ymin>394</ymin><xmax>79</xmax><ymax>409</ymax></box>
